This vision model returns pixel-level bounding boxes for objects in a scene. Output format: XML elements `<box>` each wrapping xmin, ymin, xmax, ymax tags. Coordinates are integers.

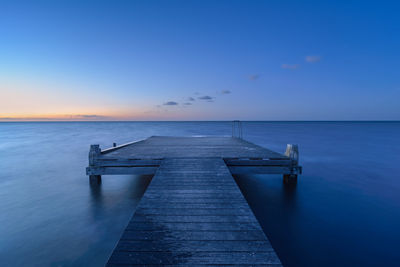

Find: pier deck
<box><xmin>108</xmin><ymin>158</ymin><xmax>281</xmax><ymax>266</ymax></box>
<box><xmin>86</xmin><ymin>136</ymin><xmax>302</xmax><ymax>266</ymax></box>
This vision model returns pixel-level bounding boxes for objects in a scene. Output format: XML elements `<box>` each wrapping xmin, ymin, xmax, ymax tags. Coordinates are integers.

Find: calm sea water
<box><xmin>0</xmin><ymin>121</ymin><xmax>399</xmax><ymax>266</ymax></box>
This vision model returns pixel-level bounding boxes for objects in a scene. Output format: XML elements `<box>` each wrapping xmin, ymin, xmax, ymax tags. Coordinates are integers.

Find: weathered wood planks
<box><xmin>86</xmin><ymin>136</ymin><xmax>303</xmax><ymax>265</ymax></box>
<box><xmin>106</xmin><ymin>158</ymin><xmax>282</xmax><ymax>266</ymax></box>
<box><xmin>86</xmin><ymin>136</ymin><xmax>302</xmax><ymax>180</ymax></box>
<box><xmin>101</xmin><ymin>136</ymin><xmax>287</xmax><ymax>159</ymax></box>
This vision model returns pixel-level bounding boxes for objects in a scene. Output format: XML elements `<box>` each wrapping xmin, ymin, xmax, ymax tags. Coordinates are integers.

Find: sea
<box><xmin>0</xmin><ymin>121</ymin><xmax>399</xmax><ymax>266</ymax></box>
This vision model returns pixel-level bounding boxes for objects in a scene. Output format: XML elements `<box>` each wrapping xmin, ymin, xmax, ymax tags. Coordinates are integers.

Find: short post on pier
<box><xmin>88</xmin><ymin>144</ymin><xmax>101</xmax><ymax>183</ymax></box>
<box><xmin>283</xmin><ymin>144</ymin><xmax>299</xmax><ymax>184</ymax></box>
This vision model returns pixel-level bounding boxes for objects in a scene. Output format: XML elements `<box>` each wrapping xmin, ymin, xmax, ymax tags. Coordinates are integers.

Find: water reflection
<box><xmin>88</xmin><ymin>175</ymin><xmax>153</xmax><ymax>221</ymax></box>
<box><xmin>89</xmin><ymin>179</ymin><xmax>102</xmax><ymax>198</ymax></box>
<box><xmin>282</xmin><ymin>180</ymin><xmax>297</xmax><ymax>209</ymax></box>
<box><xmin>89</xmin><ymin>178</ymin><xmax>104</xmax><ymax>220</ymax></box>
<box><xmin>234</xmin><ymin>174</ymin><xmax>300</xmax><ymax>266</ymax></box>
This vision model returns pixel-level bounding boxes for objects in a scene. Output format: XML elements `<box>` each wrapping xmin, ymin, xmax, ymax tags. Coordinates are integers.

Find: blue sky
<box><xmin>1</xmin><ymin>0</ymin><xmax>399</xmax><ymax>120</ymax></box>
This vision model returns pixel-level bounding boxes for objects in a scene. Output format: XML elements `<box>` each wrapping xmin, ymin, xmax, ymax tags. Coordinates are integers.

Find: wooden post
<box><xmin>113</xmin><ymin>142</ymin><xmax>117</xmax><ymax>147</ymax></box>
<box><xmin>283</xmin><ymin>144</ymin><xmax>299</xmax><ymax>184</ymax></box>
<box><xmin>89</xmin><ymin>144</ymin><xmax>101</xmax><ymax>182</ymax></box>
<box><xmin>285</xmin><ymin>144</ymin><xmax>299</xmax><ymax>164</ymax></box>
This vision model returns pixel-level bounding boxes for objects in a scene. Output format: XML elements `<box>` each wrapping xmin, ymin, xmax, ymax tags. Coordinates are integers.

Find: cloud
<box><xmin>221</xmin><ymin>90</ymin><xmax>231</xmax><ymax>94</ymax></box>
<box><xmin>281</xmin><ymin>64</ymin><xmax>300</xmax><ymax>70</ymax></box>
<box><xmin>77</xmin><ymin>114</ymin><xmax>107</xmax><ymax>119</ymax></box>
<box><xmin>163</xmin><ymin>101</ymin><xmax>178</xmax><ymax>106</ymax></box>
<box><xmin>187</xmin><ymin>97</ymin><xmax>195</xmax><ymax>101</ymax></box>
<box><xmin>305</xmin><ymin>56</ymin><xmax>321</xmax><ymax>63</ymax></box>
<box><xmin>183</xmin><ymin>102</ymin><xmax>192</xmax><ymax>105</ymax></box>
<box><xmin>198</xmin><ymin>96</ymin><xmax>213</xmax><ymax>100</ymax></box>
<box><xmin>249</xmin><ymin>74</ymin><xmax>260</xmax><ymax>80</ymax></box>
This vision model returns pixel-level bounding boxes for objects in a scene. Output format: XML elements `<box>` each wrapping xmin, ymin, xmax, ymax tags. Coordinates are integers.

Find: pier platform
<box><xmin>86</xmin><ymin>136</ymin><xmax>302</xmax><ymax>266</ymax></box>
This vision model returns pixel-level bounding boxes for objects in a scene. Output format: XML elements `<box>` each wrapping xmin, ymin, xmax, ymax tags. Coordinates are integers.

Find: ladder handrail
<box><xmin>232</xmin><ymin>120</ymin><xmax>243</xmax><ymax>139</ymax></box>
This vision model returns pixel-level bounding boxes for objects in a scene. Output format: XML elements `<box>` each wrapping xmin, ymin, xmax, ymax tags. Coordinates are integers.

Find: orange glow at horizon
<box><xmin>0</xmin><ymin>78</ymin><xmax>172</xmax><ymax>121</ymax></box>
<box><xmin>0</xmin><ymin>108</ymin><xmax>206</xmax><ymax>121</ymax></box>
<box><xmin>0</xmin><ymin>112</ymin><xmax>157</xmax><ymax>121</ymax></box>
<box><xmin>0</xmin><ymin>113</ymin><xmax>113</xmax><ymax>121</ymax></box>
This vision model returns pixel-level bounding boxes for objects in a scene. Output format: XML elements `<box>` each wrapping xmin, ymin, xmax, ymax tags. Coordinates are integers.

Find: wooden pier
<box><xmin>86</xmin><ymin>136</ymin><xmax>301</xmax><ymax>266</ymax></box>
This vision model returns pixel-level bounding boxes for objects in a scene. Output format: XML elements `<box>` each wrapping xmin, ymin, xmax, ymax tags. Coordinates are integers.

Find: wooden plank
<box><xmin>228</xmin><ymin>166</ymin><xmax>293</xmax><ymax>175</ymax></box>
<box><xmin>225</xmin><ymin>159</ymin><xmax>293</xmax><ymax>166</ymax></box>
<box><xmin>108</xmin><ymin>251</ymin><xmax>281</xmax><ymax>265</ymax></box>
<box><xmin>130</xmin><ymin>215</ymin><xmax>258</xmax><ymax>223</ymax></box>
<box><xmin>141</xmin><ymin>194</ymin><xmax>244</xmax><ymax>200</ymax></box>
<box><xmin>134</xmin><ymin>208</ymin><xmax>255</xmax><ymax>216</ymax></box>
<box><xmin>148</xmin><ymin>185</ymin><xmax>237</xmax><ymax>189</ymax></box>
<box><xmin>86</xmin><ymin>166</ymin><xmax>158</xmax><ymax>175</ymax></box>
<box><xmin>100</xmin><ymin>139</ymin><xmax>145</xmax><ymax>154</ymax></box>
<box><xmin>138</xmin><ymin>203</ymin><xmax>249</xmax><ymax>209</ymax></box>
<box><xmin>126</xmin><ymin>222</ymin><xmax>260</xmax><ymax>231</ymax></box>
<box><xmin>114</xmin><ymin>240</ymin><xmax>274</xmax><ymax>252</ymax></box>
<box><xmin>120</xmin><ymin>230</ymin><xmax>268</xmax><ymax>241</ymax></box>
<box><xmin>95</xmin><ymin>159</ymin><xmax>161</xmax><ymax>167</ymax></box>
<box><xmin>139</xmin><ymin>199</ymin><xmax>247</xmax><ymax>204</ymax></box>
<box><xmin>108</xmin><ymin>264</ymin><xmax>280</xmax><ymax>267</ymax></box>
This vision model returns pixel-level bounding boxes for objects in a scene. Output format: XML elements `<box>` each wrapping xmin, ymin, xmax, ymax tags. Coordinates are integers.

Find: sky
<box><xmin>1</xmin><ymin>0</ymin><xmax>399</xmax><ymax>121</ymax></box>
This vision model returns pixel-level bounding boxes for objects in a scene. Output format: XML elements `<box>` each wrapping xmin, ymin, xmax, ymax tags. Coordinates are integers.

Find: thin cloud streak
<box><xmin>249</xmin><ymin>74</ymin><xmax>260</xmax><ymax>80</ymax></box>
<box><xmin>78</xmin><ymin>114</ymin><xmax>106</xmax><ymax>118</ymax></box>
<box><xmin>163</xmin><ymin>101</ymin><xmax>178</xmax><ymax>106</ymax></box>
<box><xmin>306</xmin><ymin>55</ymin><xmax>321</xmax><ymax>63</ymax></box>
<box><xmin>281</xmin><ymin>64</ymin><xmax>300</xmax><ymax>69</ymax></box>
<box><xmin>198</xmin><ymin>96</ymin><xmax>213</xmax><ymax>100</ymax></box>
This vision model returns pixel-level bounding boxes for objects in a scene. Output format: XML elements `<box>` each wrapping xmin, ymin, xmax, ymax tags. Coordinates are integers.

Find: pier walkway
<box><xmin>86</xmin><ymin>136</ymin><xmax>302</xmax><ymax>266</ymax></box>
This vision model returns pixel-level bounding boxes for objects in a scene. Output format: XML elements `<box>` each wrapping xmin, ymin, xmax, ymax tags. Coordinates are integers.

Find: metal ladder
<box><xmin>232</xmin><ymin>120</ymin><xmax>243</xmax><ymax>139</ymax></box>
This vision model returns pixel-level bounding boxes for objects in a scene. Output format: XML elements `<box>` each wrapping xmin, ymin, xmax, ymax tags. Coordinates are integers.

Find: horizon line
<box><xmin>1</xmin><ymin>120</ymin><xmax>399</xmax><ymax>123</ymax></box>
